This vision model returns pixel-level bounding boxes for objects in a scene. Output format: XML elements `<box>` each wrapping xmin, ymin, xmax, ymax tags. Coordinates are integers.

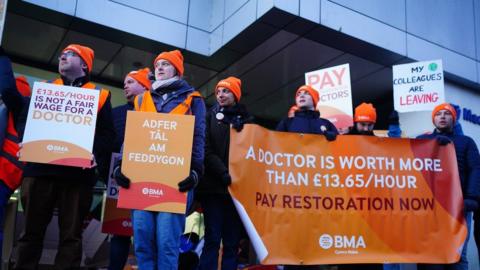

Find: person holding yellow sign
<box><xmin>113</xmin><ymin>49</ymin><xmax>206</xmax><ymax>269</ymax></box>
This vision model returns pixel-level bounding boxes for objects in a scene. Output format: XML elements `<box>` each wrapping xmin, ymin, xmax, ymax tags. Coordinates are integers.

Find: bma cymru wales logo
<box><xmin>319</xmin><ymin>234</ymin><xmax>334</xmax><ymax>249</ymax></box>
<box><xmin>319</xmin><ymin>234</ymin><xmax>366</xmax><ymax>250</ymax></box>
<box><xmin>428</xmin><ymin>62</ymin><xmax>438</xmax><ymax>72</ymax></box>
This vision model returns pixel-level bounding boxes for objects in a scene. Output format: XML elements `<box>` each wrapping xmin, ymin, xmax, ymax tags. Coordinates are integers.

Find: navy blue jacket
<box><xmin>276</xmin><ymin>110</ymin><xmax>338</xmax><ymax>135</ymax></box>
<box><xmin>0</xmin><ymin>55</ymin><xmax>23</xmax><ymax>126</ymax></box>
<box><xmin>417</xmin><ymin>130</ymin><xmax>480</xmax><ymax>200</ymax></box>
<box><xmin>145</xmin><ymin>79</ymin><xmax>206</xmax><ymax>175</ymax></box>
<box><xmin>112</xmin><ymin>103</ymin><xmax>134</xmax><ymax>153</ymax></box>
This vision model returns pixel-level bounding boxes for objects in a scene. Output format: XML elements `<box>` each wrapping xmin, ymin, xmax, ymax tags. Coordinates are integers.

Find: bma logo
<box><xmin>46</xmin><ymin>144</ymin><xmax>69</xmax><ymax>153</ymax></box>
<box><xmin>319</xmin><ymin>234</ymin><xmax>366</xmax><ymax>249</ymax></box>
<box><xmin>319</xmin><ymin>234</ymin><xmax>333</xmax><ymax>249</ymax></box>
<box><xmin>142</xmin><ymin>188</ymin><xmax>164</xmax><ymax>196</ymax></box>
<box><xmin>121</xmin><ymin>220</ymin><xmax>132</xmax><ymax>228</ymax></box>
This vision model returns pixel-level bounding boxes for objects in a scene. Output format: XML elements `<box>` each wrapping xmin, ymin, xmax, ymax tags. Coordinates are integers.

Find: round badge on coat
<box><xmin>320</xmin><ymin>125</ymin><xmax>327</xmax><ymax>132</ymax></box>
<box><xmin>216</xmin><ymin>112</ymin><xmax>224</xmax><ymax>120</ymax></box>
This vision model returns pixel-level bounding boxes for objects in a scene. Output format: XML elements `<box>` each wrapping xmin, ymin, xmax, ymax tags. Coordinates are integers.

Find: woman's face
<box><xmin>155</xmin><ymin>59</ymin><xmax>176</xmax><ymax>81</ymax></box>
<box><xmin>216</xmin><ymin>87</ymin><xmax>236</xmax><ymax>107</ymax></box>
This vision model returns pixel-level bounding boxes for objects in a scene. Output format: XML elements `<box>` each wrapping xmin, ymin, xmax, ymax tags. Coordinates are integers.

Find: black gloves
<box><xmin>231</xmin><ymin>115</ymin><xmax>246</xmax><ymax>132</ymax></box>
<box><xmin>436</xmin><ymin>135</ymin><xmax>451</xmax><ymax>146</ymax></box>
<box><xmin>324</xmin><ymin>131</ymin><xmax>337</xmax><ymax>141</ymax></box>
<box><xmin>112</xmin><ymin>162</ymin><xmax>131</xmax><ymax>189</ymax></box>
<box><xmin>232</xmin><ymin>120</ymin><xmax>244</xmax><ymax>132</ymax></box>
<box><xmin>221</xmin><ymin>171</ymin><xmax>232</xmax><ymax>186</ymax></box>
<box><xmin>464</xmin><ymin>199</ymin><xmax>479</xmax><ymax>212</ymax></box>
<box><xmin>388</xmin><ymin>110</ymin><xmax>399</xmax><ymax>125</ymax></box>
<box><xmin>178</xmin><ymin>170</ymin><xmax>199</xmax><ymax>192</ymax></box>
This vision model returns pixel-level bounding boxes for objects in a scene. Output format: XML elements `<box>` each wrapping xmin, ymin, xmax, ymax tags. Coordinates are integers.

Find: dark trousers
<box><xmin>14</xmin><ymin>176</ymin><xmax>93</xmax><ymax>270</ymax></box>
<box><xmin>108</xmin><ymin>235</ymin><xmax>131</xmax><ymax>270</ymax></box>
<box><xmin>0</xmin><ymin>181</ymin><xmax>13</xmax><ymax>259</ymax></box>
<box><xmin>198</xmin><ymin>193</ymin><xmax>242</xmax><ymax>270</ymax></box>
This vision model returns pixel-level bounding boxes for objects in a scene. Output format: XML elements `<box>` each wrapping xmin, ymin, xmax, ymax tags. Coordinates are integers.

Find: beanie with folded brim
<box><xmin>354</xmin><ymin>103</ymin><xmax>377</xmax><ymax>123</ymax></box>
<box><xmin>432</xmin><ymin>103</ymin><xmax>457</xmax><ymax>123</ymax></box>
<box><xmin>62</xmin><ymin>44</ymin><xmax>94</xmax><ymax>73</ymax></box>
<box><xmin>216</xmin><ymin>76</ymin><xmax>242</xmax><ymax>102</ymax></box>
<box><xmin>154</xmin><ymin>50</ymin><xmax>184</xmax><ymax>77</ymax></box>
<box><xmin>296</xmin><ymin>85</ymin><xmax>319</xmax><ymax>107</ymax></box>
<box><xmin>127</xmin><ymin>68</ymin><xmax>152</xmax><ymax>90</ymax></box>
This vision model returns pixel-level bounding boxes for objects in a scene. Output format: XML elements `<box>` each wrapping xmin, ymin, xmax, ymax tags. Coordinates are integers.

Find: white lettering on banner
<box><xmin>244</xmin><ymin>145</ymin><xmax>447</xmax><ymax>190</ymax></box>
<box><xmin>319</xmin><ymin>234</ymin><xmax>366</xmax><ymax>250</ymax></box>
<box><xmin>338</xmin><ymin>156</ymin><xmax>395</xmax><ymax>170</ymax></box>
<box><xmin>245</xmin><ymin>146</ymin><xmax>316</xmax><ymax>168</ymax></box>
<box><xmin>128</xmin><ymin>152</ymin><xmax>184</xmax><ymax>165</ymax></box>
<box><xmin>398</xmin><ymin>158</ymin><xmax>442</xmax><ymax>172</ymax></box>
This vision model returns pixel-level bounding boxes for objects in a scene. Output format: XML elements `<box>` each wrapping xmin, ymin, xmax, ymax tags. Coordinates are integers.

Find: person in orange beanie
<box><xmin>61</xmin><ymin>44</ymin><xmax>94</xmax><ymax>74</ymax></box>
<box><xmin>350</xmin><ymin>102</ymin><xmax>377</xmax><ymax>135</ymax></box>
<box><xmin>113</xmin><ymin>49</ymin><xmax>206</xmax><ymax>269</ymax></box>
<box><xmin>276</xmin><ymin>85</ymin><xmax>337</xmax><ymax>140</ymax></box>
<box><xmin>276</xmin><ymin>85</ymin><xmax>337</xmax><ymax>270</ymax></box>
<box><xmin>417</xmin><ymin>103</ymin><xmax>480</xmax><ymax>270</ymax></box>
<box><xmin>196</xmin><ymin>76</ymin><xmax>253</xmax><ymax>270</ymax></box>
<box><xmin>341</xmin><ymin>103</ymin><xmax>384</xmax><ymax>270</ymax></box>
<box><xmin>14</xmin><ymin>44</ymin><xmax>115</xmax><ymax>269</ymax></box>
<box><xmin>108</xmin><ymin>68</ymin><xmax>151</xmax><ymax>270</ymax></box>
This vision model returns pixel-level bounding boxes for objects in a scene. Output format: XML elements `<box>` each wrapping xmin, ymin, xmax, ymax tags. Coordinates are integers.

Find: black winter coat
<box><xmin>196</xmin><ymin>103</ymin><xmax>253</xmax><ymax>195</ymax></box>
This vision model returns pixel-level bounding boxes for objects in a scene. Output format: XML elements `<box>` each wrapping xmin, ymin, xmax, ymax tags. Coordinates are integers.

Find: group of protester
<box><xmin>0</xmin><ymin>43</ymin><xmax>479</xmax><ymax>270</ymax></box>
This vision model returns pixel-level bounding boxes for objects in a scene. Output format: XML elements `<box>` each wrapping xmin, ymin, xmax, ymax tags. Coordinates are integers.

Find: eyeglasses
<box><xmin>58</xmin><ymin>50</ymin><xmax>77</xmax><ymax>60</ymax></box>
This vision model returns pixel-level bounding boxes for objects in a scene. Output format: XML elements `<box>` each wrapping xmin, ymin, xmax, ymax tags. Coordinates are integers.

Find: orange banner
<box><xmin>229</xmin><ymin>124</ymin><xmax>466</xmax><ymax>265</ymax></box>
<box><xmin>118</xmin><ymin>111</ymin><xmax>194</xmax><ymax>213</ymax></box>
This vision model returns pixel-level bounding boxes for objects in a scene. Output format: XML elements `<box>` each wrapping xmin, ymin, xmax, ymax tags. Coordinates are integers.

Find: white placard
<box><xmin>0</xmin><ymin>0</ymin><xmax>7</xmax><ymax>45</ymax></box>
<box><xmin>20</xmin><ymin>82</ymin><xmax>99</xmax><ymax>167</ymax></box>
<box><xmin>305</xmin><ymin>63</ymin><xmax>353</xmax><ymax>129</ymax></box>
<box><xmin>393</xmin><ymin>59</ymin><xmax>444</xmax><ymax>112</ymax></box>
